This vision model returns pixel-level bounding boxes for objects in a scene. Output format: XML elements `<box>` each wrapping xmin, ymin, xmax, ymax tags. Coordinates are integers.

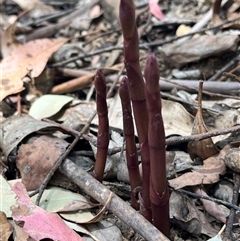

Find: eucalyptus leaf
<box><xmin>29</xmin><ymin>94</ymin><xmax>74</xmax><ymax>119</ymax></box>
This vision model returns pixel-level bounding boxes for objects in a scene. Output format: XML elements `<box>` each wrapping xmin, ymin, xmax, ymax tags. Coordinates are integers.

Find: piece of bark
<box><xmin>162</xmin><ymin>34</ymin><xmax>239</xmax><ymax>68</ymax></box>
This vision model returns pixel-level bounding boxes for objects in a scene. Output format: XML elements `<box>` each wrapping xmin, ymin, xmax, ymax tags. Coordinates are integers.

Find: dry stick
<box><xmin>166</xmin><ymin>125</ymin><xmax>240</xmax><ymax>146</ymax></box>
<box><xmin>223</xmin><ymin>72</ymin><xmax>240</xmax><ymax>83</ymax></box>
<box><xmin>108</xmin><ymin>74</ymin><xmax>240</xmax><ymax>95</ymax></box>
<box><xmin>43</xmin><ymin>119</ymin><xmax>240</xmax><ymax>156</ymax></box>
<box><xmin>144</xmin><ymin>53</ymin><xmax>170</xmax><ymax>237</ymax></box>
<box><xmin>175</xmin><ymin>188</ymin><xmax>240</xmax><ymax>211</ymax></box>
<box><xmin>160</xmin><ymin>92</ymin><xmax>222</xmax><ymax>114</ymax></box>
<box><xmin>207</xmin><ymin>54</ymin><xmax>240</xmax><ymax>82</ymax></box>
<box><xmin>26</xmin><ymin>0</ymin><xmax>99</xmax><ymax>41</ymax></box>
<box><xmin>51</xmin><ymin>16</ymin><xmax>239</xmax><ymax>67</ymax></box>
<box><xmin>120</xmin><ymin>0</ymin><xmax>152</xmax><ymax>221</ymax></box>
<box><xmin>50</xmin><ymin>64</ymin><xmax>123</xmax><ymax>94</ymax></box>
<box><xmin>119</xmin><ymin>76</ymin><xmax>141</xmax><ymax>210</ymax></box>
<box><xmin>161</xmin><ymin>78</ymin><xmax>240</xmax><ymax>96</ymax></box>
<box><xmin>92</xmin><ymin>70</ymin><xmax>109</xmax><ymax>183</ymax></box>
<box><xmin>108</xmin><ymin>125</ymin><xmax>240</xmax><ymax>155</ymax></box>
<box><xmin>144</xmin><ymin>16</ymin><xmax>240</xmax><ymax>48</ymax></box>
<box><xmin>220</xmin><ymin>64</ymin><xmax>240</xmax><ymax>83</ymax></box>
<box><xmin>223</xmin><ymin>173</ymin><xmax>240</xmax><ymax>240</ymax></box>
<box><xmin>59</xmin><ymin>158</ymin><xmax>169</xmax><ymax>241</ymax></box>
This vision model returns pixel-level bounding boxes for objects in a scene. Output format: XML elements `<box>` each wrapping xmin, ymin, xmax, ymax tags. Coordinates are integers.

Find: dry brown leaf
<box><xmin>1</xmin><ymin>17</ymin><xmax>21</xmax><ymax>58</ymax></box>
<box><xmin>188</xmin><ymin>81</ymin><xmax>218</xmax><ymax>160</ymax></box>
<box><xmin>169</xmin><ymin>149</ymin><xmax>226</xmax><ymax>189</ymax></box>
<box><xmin>169</xmin><ymin>148</ymin><xmax>226</xmax><ymax>189</ymax></box>
<box><xmin>0</xmin><ymin>211</ymin><xmax>13</xmax><ymax>240</ymax></box>
<box><xmin>0</xmin><ymin>114</ymin><xmax>60</xmax><ymax>160</ymax></box>
<box><xmin>170</xmin><ymin>191</ymin><xmax>218</xmax><ymax>236</ymax></box>
<box><xmin>16</xmin><ymin>135</ymin><xmax>69</xmax><ymax>191</ymax></box>
<box><xmin>192</xmin><ymin>186</ymin><xmax>227</xmax><ymax>223</ymax></box>
<box><xmin>11</xmin><ymin>0</ymin><xmax>54</xmax><ymax>18</ymax></box>
<box><xmin>169</xmin><ymin>171</ymin><xmax>221</xmax><ymax>190</ymax></box>
<box><xmin>0</xmin><ymin>38</ymin><xmax>68</xmax><ymax>100</ymax></box>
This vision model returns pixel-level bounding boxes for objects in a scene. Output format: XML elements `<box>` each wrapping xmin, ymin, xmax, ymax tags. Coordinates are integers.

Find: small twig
<box><xmin>222</xmin><ymin>72</ymin><xmax>240</xmax><ymax>83</ymax></box>
<box><xmin>223</xmin><ymin>173</ymin><xmax>240</xmax><ymax>240</ymax></box>
<box><xmin>207</xmin><ymin>55</ymin><xmax>240</xmax><ymax>82</ymax></box>
<box><xmin>160</xmin><ymin>92</ymin><xmax>221</xmax><ymax>115</ymax></box>
<box><xmin>175</xmin><ymin>188</ymin><xmax>240</xmax><ymax>211</ymax></box>
<box><xmin>145</xmin><ymin>16</ymin><xmax>240</xmax><ymax>48</ymax></box>
<box><xmin>219</xmin><ymin>64</ymin><xmax>240</xmax><ymax>82</ymax></box>
<box><xmin>161</xmin><ymin>78</ymin><xmax>240</xmax><ymax>98</ymax></box>
<box><xmin>166</xmin><ymin>125</ymin><xmax>240</xmax><ymax>146</ymax></box>
<box><xmin>109</xmin><ymin>125</ymin><xmax>240</xmax><ymax>154</ymax></box>
<box><xmin>43</xmin><ymin>119</ymin><xmax>240</xmax><ymax>157</ymax></box>
<box><xmin>51</xmin><ymin>17</ymin><xmax>240</xmax><ymax>67</ymax></box>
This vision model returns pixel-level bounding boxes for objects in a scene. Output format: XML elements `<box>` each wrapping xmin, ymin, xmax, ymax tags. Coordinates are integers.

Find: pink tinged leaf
<box><xmin>149</xmin><ymin>0</ymin><xmax>164</xmax><ymax>20</ymax></box>
<box><xmin>11</xmin><ymin>182</ymin><xmax>84</xmax><ymax>241</ymax></box>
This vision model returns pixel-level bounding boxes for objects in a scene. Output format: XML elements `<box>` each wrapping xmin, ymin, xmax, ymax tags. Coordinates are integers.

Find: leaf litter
<box><xmin>0</xmin><ymin>0</ymin><xmax>240</xmax><ymax>240</ymax></box>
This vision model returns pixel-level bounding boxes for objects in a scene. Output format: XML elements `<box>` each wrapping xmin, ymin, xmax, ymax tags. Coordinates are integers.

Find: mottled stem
<box><xmin>120</xmin><ymin>0</ymin><xmax>151</xmax><ymax>221</ymax></box>
<box><xmin>144</xmin><ymin>53</ymin><xmax>170</xmax><ymax>237</ymax></box>
<box><xmin>119</xmin><ymin>76</ymin><xmax>141</xmax><ymax>210</ymax></box>
<box><xmin>93</xmin><ymin>70</ymin><xmax>109</xmax><ymax>183</ymax></box>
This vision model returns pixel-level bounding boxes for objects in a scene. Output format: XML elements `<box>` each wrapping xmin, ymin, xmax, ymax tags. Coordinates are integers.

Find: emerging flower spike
<box><xmin>119</xmin><ymin>76</ymin><xmax>141</xmax><ymax>210</ymax></box>
<box><xmin>93</xmin><ymin>70</ymin><xmax>109</xmax><ymax>183</ymax></box>
<box><xmin>144</xmin><ymin>53</ymin><xmax>170</xmax><ymax>238</ymax></box>
<box><xmin>120</xmin><ymin>0</ymin><xmax>151</xmax><ymax>221</ymax></box>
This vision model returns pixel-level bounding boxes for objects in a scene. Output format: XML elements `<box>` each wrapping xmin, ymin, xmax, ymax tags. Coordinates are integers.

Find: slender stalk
<box><xmin>119</xmin><ymin>76</ymin><xmax>141</xmax><ymax>210</ymax></box>
<box><xmin>144</xmin><ymin>53</ymin><xmax>170</xmax><ymax>237</ymax></box>
<box><xmin>93</xmin><ymin>70</ymin><xmax>109</xmax><ymax>183</ymax></box>
<box><xmin>120</xmin><ymin>0</ymin><xmax>151</xmax><ymax>221</ymax></box>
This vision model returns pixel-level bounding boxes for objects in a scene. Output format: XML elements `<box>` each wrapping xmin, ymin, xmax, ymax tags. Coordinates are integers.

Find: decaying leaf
<box><xmin>30</xmin><ymin>186</ymin><xmax>96</xmax><ymax>212</ymax></box>
<box><xmin>16</xmin><ymin>135</ymin><xmax>69</xmax><ymax>191</ymax></box>
<box><xmin>0</xmin><ymin>114</ymin><xmax>60</xmax><ymax>161</ymax></box>
<box><xmin>170</xmin><ymin>191</ymin><xmax>218</xmax><ymax>236</ymax></box>
<box><xmin>0</xmin><ymin>38</ymin><xmax>68</xmax><ymax>100</ymax></box>
<box><xmin>11</xmin><ymin>182</ymin><xmax>84</xmax><ymax>241</ymax></box>
<box><xmin>192</xmin><ymin>186</ymin><xmax>227</xmax><ymax>223</ymax></box>
<box><xmin>101</xmin><ymin>94</ymin><xmax>194</xmax><ymax>137</ymax></box>
<box><xmin>0</xmin><ymin>175</ymin><xmax>17</xmax><ymax>217</ymax></box>
<box><xmin>188</xmin><ymin>81</ymin><xmax>218</xmax><ymax>160</ymax></box>
<box><xmin>1</xmin><ymin>16</ymin><xmax>21</xmax><ymax>58</ymax></box>
<box><xmin>169</xmin><ymin>147</ymin><xmax>226</xmax><ymax>189</ymax></box>
<box><xmin>0</xmin><ymin>211</ymin><xmax>13</xmax><ymax>240</ymax></box>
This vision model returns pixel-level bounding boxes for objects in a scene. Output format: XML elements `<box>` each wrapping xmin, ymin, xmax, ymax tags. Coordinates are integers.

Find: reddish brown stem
<box><xmin>120</xmin><ymin>0</ymin><xmax>151</xmax><ymax>221</ymax></box>
<box><xmin>144</xmin><ymin>53</ymin><xmax>170</xmax><ymax>237</ymax></box>
<box><xmin>119</xmin><ymin>76</ymin><xmax>141</xmax><ymax>210</ymax></box>
<box><xmin>93</xmin><ymin>70</ymin><xmax>109</xmax><ymax>183</ymax></box>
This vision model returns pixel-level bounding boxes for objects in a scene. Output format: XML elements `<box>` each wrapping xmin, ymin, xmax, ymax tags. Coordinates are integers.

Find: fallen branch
<box><xmin>59</xmin><ymin>158</ymin><xmax>169</xmax><ymax>241</ymax></box>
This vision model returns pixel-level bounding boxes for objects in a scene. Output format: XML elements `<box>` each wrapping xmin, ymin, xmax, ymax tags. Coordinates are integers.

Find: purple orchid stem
<box><xmin>119</xmin><ymin>76</ymin><xmax>141</xmax><ymax>210</ymax></box>
<box><xmin>144</xmin><ymin>53</ymin><xmax>170</xmax><ymax>238</ymax></box>
<box><xmin>120</xmin><ymin>0</ymin><xmax>151</xmax><ymax>221</ymax></box>
<box><xmin>93</xmin><ymin>69</ymin><xmax>109</xmax><ymax>183</ymax></box>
